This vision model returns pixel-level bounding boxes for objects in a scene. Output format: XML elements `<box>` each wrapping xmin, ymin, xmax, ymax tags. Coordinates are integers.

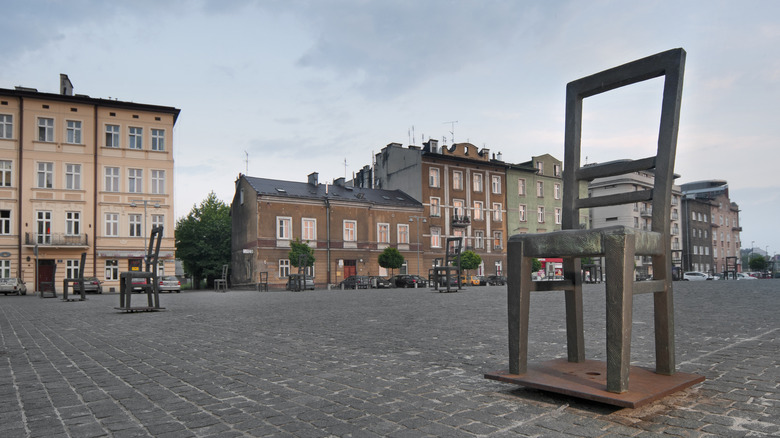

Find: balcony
<box><xmin>732</xmin><ymin>226</ymin><xmax>742</xmax><ymax>232</ymax></box>
<box><xmin>640</xmin><ymin>208</ymin><xmax>653</xmax><ymax>218</ymax></box>
<box><xmin>25</xmin><ymin>233</ymin><xmax>89</xmax><ymax>247</ymax></box>
<box><xmin>451</xmin><ymin>215</ymin><xmax>471</xmax><ymax>228</ymax></box>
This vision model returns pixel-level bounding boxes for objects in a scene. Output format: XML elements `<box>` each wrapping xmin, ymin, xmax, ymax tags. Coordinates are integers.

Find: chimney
<box><xmin>334</xmin><ymin>177</ymin><xmax>345</xmax><ymax>187</ymax></box>
<box><xmin>60</xmin><ymin>74</ymin><xmax>73</xmax><ymax>96</ymax></box>
<box><xmin>497</xmin><ymin>152</ymin><xmax>503</xmax><ymax>161</ymax></box>
<box><xmin>308</xmin><ymin>172</ymin><xmax>319</xmax><ymax>186</ymax></box>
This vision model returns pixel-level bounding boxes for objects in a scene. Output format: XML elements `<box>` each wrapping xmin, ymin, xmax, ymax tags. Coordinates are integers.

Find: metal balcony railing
<box><xmin>451</xmin><ymin>215</ymin><xmax>471</xmax><ymax>228</ymax></box>
<box><xmin>25</xmin><ymin>232</ymin><xmax>89</xmax><ymax>246</ymax></box>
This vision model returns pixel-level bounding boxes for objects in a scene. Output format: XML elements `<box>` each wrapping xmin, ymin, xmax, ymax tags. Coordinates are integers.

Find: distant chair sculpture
<box><xmin>117</xmin><ymin>225</ymin><xmax>164</xmax><ymax>312</ymax></box>
<box><xmin>257</xmin><ymin>271</ymin><xmax>269</xmax><ymax>291</ymax></box>
<box><xmin>215</xmin><ymin>264</ymin><xmax>229</xmax><ymax>292</ymax></box>
<box><xmin>486</xmin><ymin>49</ymin><xmax>703</xmax><ymax>407</ymax></box>
<box><xmin>62</xmin><ymin>252</ymin><xmax>87</xmax><ymax>301</ymax></box>
<box><xmin>432</xmin><ymin>237</ymin><xmax>462</xmax><ymax>292</ymax></box>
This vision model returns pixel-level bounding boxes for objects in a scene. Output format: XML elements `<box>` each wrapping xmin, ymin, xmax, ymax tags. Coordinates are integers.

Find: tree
<box><xmin>532</xmin><ymin>258</ymin><xmax>542</xmax><ymax>272</ymax></box>
<box><xmin>378</xmin><ymin>247</ymin><xmax>404</xmax><ymax>276</ymax></box>
<box><xmin>175</xmin><ymin>192</ymin><xmax>231</xmax><ymax>289</ymax></box>
<box><xmin>749</xmin><ymin>255</ymin><xmax>768</xmax><ymax>272</ymax></box>
<box><xmin>289</xmin><ymin>239</ymin><xmax>315</xmax><ymax>272</ymax></box>
<box><xmin>460</xmin><ymin>250</ymin><xmax>482</xmax><ymax>277</ymax></box>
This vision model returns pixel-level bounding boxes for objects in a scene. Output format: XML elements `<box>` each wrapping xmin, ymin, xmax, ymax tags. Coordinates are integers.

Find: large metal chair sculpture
<box><xmin>62</xmin><ymin>252</ymin><xmax>87</xmax><ymax>301</ymax></box>
<box><xmin>486</xmin><ymin>49</ymin><xmax>703</xmax><ymax>408</ymax></box>
<box><xmin>117</xmin><ymin>225</ymin><xmax>164</xmax><ymax>312</ymax></box>
<box><xmin>432</xmin><ymin>237</ymin><xmax>462</xmax><ymax>292</ymax></box>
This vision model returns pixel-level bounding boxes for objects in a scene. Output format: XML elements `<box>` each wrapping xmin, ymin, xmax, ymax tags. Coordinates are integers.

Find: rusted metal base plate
<box><xmin>485</xmin><ymin>358</ymin><xmax>704</xmax><ymax>408</ymax></box>
<box><xmin>114</xmin><ymin>307</ymin><xmax>165</xmax><ymax>313</ymax></box>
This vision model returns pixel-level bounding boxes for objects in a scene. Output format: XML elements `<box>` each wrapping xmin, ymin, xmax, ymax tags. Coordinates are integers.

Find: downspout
<box><xmin>325</xmin><ymin>196</ymin><xmax>331</xmax><ymax>285</ymax></box>
<box><xmin>93</xmin><ymin>104</ymin><xmax>99</xmax><ymax>276</ymax></box>
<box><xmin>17</xmin><ymin>97</ymin><xmax>23</xmax><ymax>278</ymax></box>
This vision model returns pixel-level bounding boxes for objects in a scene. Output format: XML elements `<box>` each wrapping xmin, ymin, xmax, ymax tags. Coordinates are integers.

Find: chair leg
<box><xmin>564</xmin><ymin>257</ymin><xmax>585</xmax><ymax>363</ymax></box>
<box><xmin>604</xmin><ymin>233</ymin><xmax>635</xmax><ymax>393</ymax></box>
<box><xmin>508</xmin><ymin>241</ymin><xmax>532</xmax><ymax>375</ymax></box>
<box><xmin>653</xmin><ymin>254</ymin><xmax>675</xmax><ymax>375</ymax></box>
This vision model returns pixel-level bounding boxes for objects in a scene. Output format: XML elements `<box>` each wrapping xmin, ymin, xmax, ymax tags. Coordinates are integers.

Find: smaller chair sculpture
<box><xmin>257</xmin><ymin>271</ymin><xmax>269</xmax><ymax>291</ymax></box>
<box><xmin>288</xmin><ymin>254</ymin><xmax>309</xmax><ymax>291</ymax></box>
<box><xmin>117</xmin><ymin>226</ymin><xmax>164</xmax><ymax>312</ymax></box>
<box><xmin>214</xmin><ymin>264</ymin><xmax>229</xmax><ymax>292</ymax></box>
<box><xmin>62</xmin><ymin>252</ymin><xmax>87</xmax><ymax>301</ymax></box>
<box><xmin>38</xmin><ymin>264</ymin><xmax>58</xmax><ymax>298</ymax></box>
<box><xmin>432</xmin><ymin>237</ymin><xmax>462</xmax><ymax>293</ymax></box>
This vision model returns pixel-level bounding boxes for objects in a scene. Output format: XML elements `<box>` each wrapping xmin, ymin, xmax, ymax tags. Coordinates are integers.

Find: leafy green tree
<box><xmin>175</xmin><ymin>192</ymin><xmax>231</xmax><ymax>289</ymax></box>
<box><xmin>749</xmin><ymin>255</ymin><xmax>768</xmax><ymax>271</ymax></box>
<box><xmin>289</xmin><ymin>239</ymin><xmax>315</xmax><ymax>272</ymax></box>
<box><xmin>460</xmin><ymin>250</ymin><xmax>482</xmax><ymax>278</ymax></box>
<box><xmin>532</xmin><ymin>258</ymin><xmax>542</xmax><ymax>272</ymax></box>
<box><xmin>378</xmin><ymin>247</ymin><xmax>404</xmax><ymax>276</ymax></box>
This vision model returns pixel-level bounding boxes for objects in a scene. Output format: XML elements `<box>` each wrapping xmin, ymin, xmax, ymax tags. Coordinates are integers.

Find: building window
<box><xmin>279</xmin><ymin>259</ymin><xmax>290</xmax><ymax>278</ymax></box>
<box><xmin>493</xmin><ymin>231</ymin><xmax>503</xmax><ymax>250</ymax></box>
<box><xmin>37</xmin><ymin>162</ymin><xmax>53</xmax><ymax>188</ymax></box>
<box><xmin>473</xmin><ymin>201</ymin><xmax>483</xmax><ymax>221</ymax></box>
<box><xmin>397</xmin><ymin>224</ymin><xmax>409</xmax><ymax>244</ymax></box>
<box><xmin>492</xmin><ymin>203</ymin><xmax>502</xmax><ymax>222</ymax></box>
<box><xmin>105</xmin><ymin>213</ymin><xmax>119</xmax><ymax>237</ymax></box>
<box><xmin>475</xmin><ymin>230</ymin><xmax>484</xmax><ymax>249</ymax></box>
<box><xmin>38</xmin><ymin>118</ymin><xmax>54</xmax><ymax>142</ymax></box>
<box><xmin>152</xmin><ymin>214</ymin><xmax>164</xmax><ymax>236</ymax></box>
<box><xmin>343</xmin><ymin>220</ymin><xmax>356</xmax><ymax>242</ymax></box>
<box><xmin>536</xmin><ymin>161</ymin><xmax>544</xmax><ymax>174</ymax></box>
<box><xmin>473</xmin><ymin>173</ymin><xmax>483</xmax><ymax>192</ymax></box>
<box><xmin>66</xmin><ymin>211</ymin><xmax>80</xmax><ymax>236</ymax></box>
<box><xmin>537</xmin><ymin>206</ymin><xmax>545</xmax><ymax>223</ymax></box>
<box><xmin>431</xmin><ymin>227</ymin><xmax>441</xmax><ymax>248</ymax></box>
<box><xmin>302</xmin><ymin>218</ymin><xmax>316</xmax><ymax>241</ymax></box>
<box><xmin>277</xmin><ymin>217</ymin><xmax>292</xmax><ymax>240</ymax></box>
<box><xmin>36</xmin><ymin>211</ymin><xmax>52</xmax><ymax>244</ymax></box>
<box><xmin>66</xmin><ymin>259</ymin><xmax>80</xmax><ymax>279</ymax></box>
<box><xmin>0</xmin><ymin>260</ymin><xmax>9</xmax><ymax>278</ymax></box>
<box><xmin>105</xmin><ymin>167</ymin><xmax>120</xmax><ymax>192</ymax></box>
<box><xmin>129</xmin><ymin>214</ymin><xmax>142</xmax><ymax>237</ymax></box>
<box><xmin>453</xmin><ymin>199</ymin><xmax>465</xmax><ymax>218</ymax></box>
<box><xmin>491</xmin><ymin>175</ymin><xmax>501</xmax><ymax>194</ymax></box>
<box><xmin>105</xmin><ymin>260</ymin><xmax>119</xmax><ymax>281</ymax></box>
<box><xmin>429</xmin><ymin>167</ymin><xmax>440</xmax><ymax>188</ymax></box>
<box><xmin>0</xmin><ymin>114</ymin><xmax>12</xmax><ymax>139</ymax></box>
<box><xmin>555</xmin><ymin>208</ymin><xmax>562</xmax><ymax>225</ymax></box>
<box><xmin>536</xmin><ymin>181</ymin><xmax>544</xmax><ymax>197</ymax></box>
<box><xmin>453</xmin><ymin>170</ymin><xmax>463</xmax><ymax>190</ymax></box>
<box><xmin>0</xmin><ymin>210</ymin><xmax>10</xmax><ymax>235</ymax></box>
<box><xmin>151</xmin><ymin>129</ymin><xmax>165</xmax><ymax>151</ymax></box>
<box><xmin>430</xmin><ymin>197</ymin><xmax>440</xmax><ymax>217</ymax></box>
<box><xmin>377</xmin><ymin>223</ymin><xmax>390</xmax><ymax>243</ymax></box>
<box><xmin>128</xmin><ymin>168</ymin><xmax>143</xmax><ymax>193</ymax></box>
<box><xmin>105</xmin><ymin>124</ymin><xmax>120</xmax><ymax>147</ymax></box>
<box><xmin>151</xmin><ymin>170</ymin><xmax>165</xmax><ymax>194</ymax></box>
<box><xmin>66</xmin><ymin>120</ymin><xmax>82</xmax><ymax>144</ymax></box>
<box><xmin>518</xmin><ymin>178</ymin><xmax>526</xmax><ymax>196</ymax></box>
<box><xmin>129</xmin><ymin>127</ymin><xmax>143</xmax><ymax>149</ymax></box>
<box><xmin>65</xmin><ymin>164</ymin><xmax>81</xmax><ymax>190</ymax></box>
<box><xmin>518</xmin><ymin>205</ymin><xmax>526</xmax><ymax>222</ymax></box>
<box><xmin>0</xmin><ymin>160</ymin><xmax>11</xmax><ymax>187</ymax></box>
<box><xmin>554</xmin><ymin>183</ymin><xmax>561</xmax><ymax>200</ymax></box>
<box><xmin>554</xmin><ymin>164</ymin><xmax>561</xmax><ymax>177</ymax></box>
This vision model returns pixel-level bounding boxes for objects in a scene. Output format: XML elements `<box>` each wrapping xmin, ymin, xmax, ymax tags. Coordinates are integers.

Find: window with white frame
<box><xmin>377</xmin><ymin>223</ymin><xmax>390</xmax><ymax>243</ymax></box>
<box><xmin>536</xmin><ymin>161</ymin><xmax>544</xmax><ymax>174</ymax></box>
<box><xmin>475</xmin><ymin>230</ymin><xmax>484</xmax><ymax>249</ymax></box>
<box><xmin>343</xmin><ymin>220</ymin><xmax>356</xmax><ymax>241</ymax></box>
<box><xmin>152</xmin><ymin>214</ymin><xmax>164</xmax><ymax>236</ymax></box>
<box><xmin>519</xmin><ymin>204</ymin><xmax>526</xmax><ymax>222</ymax></box>
<box><xmin>555</xmin><ymin>208</ymin><xmax>562</xmax><ymax>224</ymax></box>
<box><xmin>473</xmin><ymin>201</ymin><xmax>483</xmax><ymax>220</ymax></box>
<box><xmin>536</xmin><ymin>180</ymin><xmax>544</xmax><ymax>197</ymax></box>
<box><xmin>537</xmin><ymin>206</ymin><xmax>545</xmax><ymax>223</ymax></box>
<box><xmin>429</xmin><ymin>167</ymin><xmax>440</xmax><ymax>187</ymax></box>
<box><xmin>473</xmin><ymin>173</ymin><xmax>483</xmax><ymax>192</ymax></box>
<box><xmin>151</xmin><ymin>169</ymin><xmax>165</xmax><ymax>194</ymax></box>
<box><xmin>277</xmin><ymin>217</ymin><xmax>292</xmax><ymax>240</ymax></box>
<box><xmin>37</xmin><ymin>162</ymin><xmax>53</xmax><ymax>188</ymax></box>
<box><xmin>491</xmin><ymin>175</ymin><xmax>501</xmax><ymax>194</ymax></box>
<box><xmin>518</xmin><ymin>178</ymin><xmax>526</xmax><ymax>196</ymax></box>
<box><xmin>493</xmin><ymin>231</ymin><xmax>503</xmax><ymax>250</ymax></box>
<box><xmin>430</xmin><ymin>197</ymin><xmax>440</xmax><ymax>217</ymax></box>
<box><xmin>0</xmin><ymin>160</ymin><xmax>11</xmax><ymax>187</ymax></box>
<box><xmin>279</xmin><ymin>259</ymin><xmax>290</xmax><ymax>278</ymax></box>
<box><xmin>0</xmin><ymin>210</ymin><xmax>10</xmax><ymax>235</ymax></box>
<box><xmin>105</xmin><ymin>260</ymin><xmax>119</xmax><ymax>281</ymax></box>
<box><xmin>129</xmin><ymin>214</ymin><xmax>142</xmax><ymax>237</ymax></box>
<box><xmin>0</xmin><ymin>114</ymin><xmax>12</xmax><ymax>139</ymax></box>
<box><xmin>492</xmin><ymin>203</ymin><xmax>502</xmax><ymax>221</ymax></box>
<box><xmin>128</xmin><ymin>168</ymin><xmax>143</xmax><ymax>193</ymax></box>
<box><xmin>65</xmin><ymin>164</ymin><xmax>81</xmax><ymax>190</ymax></box>
<box><xmin>129</xmin><ymin>127</ymin><xmax>143</xmax><ymax>149</ymax></box>
<box><xmin>38</xmin><ymin>118</ymin><xmax>54</xmax><ymax>142</ymax></box>
<box><xmin>453</xmin><ymin>170</ymin><xmax>463</xmax><ymax>190</ymax></box>
<box><xmin>66</xmin><ymin>120</ymin><xmax>82</xmax><ymax>144</ymax></box>
<box><xmin>66</xmin><ymin>259</ymin><xmax>80</xmax><ymax>278</ymax></box>
<box><xmin>453</xmin><ymin>199</ymin><xmax>464</xmax><ymax>217</ymax></box>
<box><xmin>554</xmin><ymin>164</ymin><xmax>561</xmax><ymax>176</ymax></box>
<box><xmin>397</xmin><ymin>224</ymin><xmax>409</xmax><ymax>244</ymax></box>
<box><xmin>105</xmin><ymin>213</ymin><xmax>119</xmax><ymax>237</ymax></box>
<box><xmin>554</xmin><ymin>183</ymin><xmax>561</xmax><ymax>200</ymax></box>
<box><xmin>37</xmin><ymin>211</ymin><xmax>52</xmax><ymax>244</ymax></box>
<box><xmin>0</xmin><ymin>260</ymin><xmax>9</xmax><ymax>278</ymax></box>
<box><xmin>302</xmin><ymin>218</ymin><xmax>316</xmax><ymax>241</ymax></box>
<box><xmin>66</xmin><ymin>211</ymin><xmax>80</xmax><ymax>236</ymax></box>
<box><xmin>105</xmin><ymin>167</ymin><xmax>120</xmax><ymax>192</ymax></box>
<box><xmin>431</xmin><ymin>227</ymin><xmax>441</xmax><ymax>248</ymax></box>
<box><xmin>151</xmin><ymin>129</ymin><xmax>165</xmax><ymax>151</ymax></box>
<box><xmin>105</xmin><ymin>124</ymin><xmax>120</xmax><ymax>147</ymax></box>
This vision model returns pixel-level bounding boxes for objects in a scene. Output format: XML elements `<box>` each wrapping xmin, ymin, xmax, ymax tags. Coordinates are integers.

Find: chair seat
<box><xmin>508</xmin><ymin>225</ymin><xmax>665</xmax><ymax>258</ymax></box>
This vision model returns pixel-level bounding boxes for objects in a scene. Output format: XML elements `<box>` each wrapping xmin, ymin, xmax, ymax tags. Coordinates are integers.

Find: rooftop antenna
<box><xmin>443</xmin><ymin>120</ymin><xmax>458</xmax><ymax>143</ymax></box>
<box><xmin>344</xmin><ymin>158</ymin><xmax>348</xmax><ymax>178</ymax></box>
<box><xmin>244</xmin><ymin>150</ymin><xmax>249</xmax><ymax>174</ymax></box>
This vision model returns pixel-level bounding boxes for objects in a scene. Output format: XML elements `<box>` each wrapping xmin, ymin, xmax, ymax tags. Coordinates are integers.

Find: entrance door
<box><xmin>343</xmin><ymin>260</ymin><xmax>357</xmax><ymax>278</ymax></box>
<box><xmin>38</xmin><ymin>259</ymin><xmax>56</xmax><ymax>292</ymax></box>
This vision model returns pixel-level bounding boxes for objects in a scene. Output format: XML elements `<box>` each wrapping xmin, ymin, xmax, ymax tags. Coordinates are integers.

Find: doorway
<box><xmin>343</xmin><ymin>260</ymin><xmax>356</xmax><ymax>278</ymax></box>
<box><xmin>37</xmin><ymin>259</ymin><xmax>56</xmax><ymax>292</ymax></box>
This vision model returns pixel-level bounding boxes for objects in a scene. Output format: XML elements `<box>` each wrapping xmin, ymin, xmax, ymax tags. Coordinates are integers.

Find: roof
<box><xmin>243</xmin><ymin>176</ymin><xmax>423</xmax><ymax>208</ymax></box>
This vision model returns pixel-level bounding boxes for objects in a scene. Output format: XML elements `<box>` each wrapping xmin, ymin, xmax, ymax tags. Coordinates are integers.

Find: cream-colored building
<box><xmin>0</xmin><ymin>75</ymin><xmax>179</xmax><ymax>293</ymax></box>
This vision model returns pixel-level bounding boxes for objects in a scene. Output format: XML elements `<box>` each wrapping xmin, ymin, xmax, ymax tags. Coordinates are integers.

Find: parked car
<box><xmin>387</xmin><ymin>274</ymin><xmax>422</xmax><ymax>288</ymax></box>
<box><xmin>737</xmin><ymin>272</ymin><xmax>757</xmax><ymax>280</ymax></box>
<box><xmin>286</xmin><ymin>275</ymin><xmax>315</xmax><ymax>290</ymax></box>
<box><xmin>339</xmin><ymin>275</ymin><xmax>370</xmax><ymax>289</ymax></box>
<box><xmin>132</xmin><ymin>277</ymin><xmax>151</xmax><ymax>292</ymax></box>
<box><xmin>409</xmin><ymin>275</ymin><xmax>428</xmax><ymax>287</ymax></box>
<box><xmin>0</xmin><ymin>278</ymin><xmax>27</xmax><ymax>295</ymax></box>
<box><xmin>682</xmin><ymin>271</ymin><xmax>709</xmax><ymax>281</ymax></box>
<box><xmin>158</xmin><ymin>276</ymin><xmax>181</xmax><ymax>293</ymax></box>
<box><xmin>486</xmin><ymin>275</ymin><xmax>507</xmax><ymax>286</ymax></box>
<box><xmin>476</xmin><ymin>276</ymin><xmax>488</xmax><ymax>285</ymax></box>
<box><xmin>82</xmin><ymin>277</ymin><xmax>103</xmax><ymax>294</ymax></box>
<box><xmin>369</xmin><ymin>276</ymin><xmax>392</xmax><ymax>288</ymax></box>
<box><xmin>460</xmin><ymin>275</ymin><xmax>481</xmax><ymax>286</ymax></box>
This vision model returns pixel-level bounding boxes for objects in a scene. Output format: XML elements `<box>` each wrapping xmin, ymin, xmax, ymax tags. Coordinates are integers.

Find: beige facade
<box><xmin>0</xmin><ymin>79</ymin><xmax>179</xmax><ymax>292</ymax></box>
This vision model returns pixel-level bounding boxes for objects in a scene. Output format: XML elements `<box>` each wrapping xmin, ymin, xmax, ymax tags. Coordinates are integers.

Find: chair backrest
<box><xmin>444</xmin><ymin>237</ymin><xmax>463</xmax><ymax>267</ymax></box>
<box><xmin>145</xmin><ymin>225</ymin><xmax>164</xmax><ymax>272</ymax></box>
<box><xmin>562</xmin><ymin>48</ymin><xmax>686</xmax><ymax>243</ymax></box>
<box><xmin>77</xmin><ymin>252</ymin><xmax>87</xmax><ymax>279</ymax></box>
<box><xmin>221</xmin><ymin>264</ymin><xmax>229</xmax><ymax>280</ymax></box>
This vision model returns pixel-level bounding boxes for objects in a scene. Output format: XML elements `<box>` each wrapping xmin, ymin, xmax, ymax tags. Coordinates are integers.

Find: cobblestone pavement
<box><xmin>0</xmin><ymin>280</ymin><xmax>778</xmax><ymax>437</ymax></box>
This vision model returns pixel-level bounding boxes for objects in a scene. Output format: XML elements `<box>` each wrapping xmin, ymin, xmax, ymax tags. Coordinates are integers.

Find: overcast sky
<box><xmin>3</xmin><ymin>0</ymin><xmax>779</xmax><ymax>256</ymax></box>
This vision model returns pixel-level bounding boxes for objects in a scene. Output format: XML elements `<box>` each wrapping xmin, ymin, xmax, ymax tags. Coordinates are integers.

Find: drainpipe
<box><xmin>325</xmin><ymin>197</ymin><xmax>331</xmax><ymax>285</ymax></box>
<box><xmin>93</xmin><ymin>104</ymin><xmax>98</xmax><ymax>277</ymax></box>
<box><xmin>17</xmin><ymin>97</ymin><xmax>24</xmax><ymax>278</ymax></box>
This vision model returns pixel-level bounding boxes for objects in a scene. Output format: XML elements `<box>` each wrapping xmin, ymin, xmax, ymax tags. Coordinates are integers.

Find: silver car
<box><xmin>0</xmin><ymin>278</ymin><xmax>27</xmax><ymax>295</ymax></box>
<box><xmin>158</xmin><ymin>276</ymin><xmax>181</xmax><ymax>293</ymax></box>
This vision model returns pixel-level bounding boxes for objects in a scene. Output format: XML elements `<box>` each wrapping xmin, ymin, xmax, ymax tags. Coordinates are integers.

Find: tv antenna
<box><xmin>443</xmin><ymin>120</ymin><xmax>458</xmax><ymax>143</ymax></box>
<box><xmin>343</xmin><ymin>158</ymin><xmax>348</xmax><ymax>178</ymax></box>
<box><xmin>244</xmin><ymin>150</ymin><xmax>249</xmax><ymax>174</ymax></box>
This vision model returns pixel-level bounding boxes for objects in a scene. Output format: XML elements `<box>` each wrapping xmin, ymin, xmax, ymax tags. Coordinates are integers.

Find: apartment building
<box><xmin>681</xmin><ymin>195</ymin><xmax>714</xmax><ymax>274</ymax></box>
<box><xmin>0</xmin><ymin>75</ymin><xmax>179</xmax><ymax>292</ymax></box>
<box><xmin>369</xmin><ymin>140</ymin><xmax>508</xmax><ymax>276</ymax></box>
<box><xmin>230</xmin><ymin>173</ymin><xmax>423</xmax><ymax>288</ymax></box>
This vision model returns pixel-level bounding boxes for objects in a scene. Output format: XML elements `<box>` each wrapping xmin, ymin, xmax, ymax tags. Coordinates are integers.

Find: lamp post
<box><xmin>130</xmin><ymin>199</ymin><xmax>161</xmax><ymax>267</ymax></box>
<box><xmin>409</xmin><ymin>216</ymin><xmax>427</xmax><ymax>276</ymax></box>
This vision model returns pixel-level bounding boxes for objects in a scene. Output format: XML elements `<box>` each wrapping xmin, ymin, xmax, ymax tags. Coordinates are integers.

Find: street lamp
<box><xmin>409</xmin><ymin>216</ymin><xmax>427</xmax><ymax>276</ymax></box>
<box><xmin>130</xmin><ymin>199</ymin><xmax>161</xmax><ymax>266</ymax></box>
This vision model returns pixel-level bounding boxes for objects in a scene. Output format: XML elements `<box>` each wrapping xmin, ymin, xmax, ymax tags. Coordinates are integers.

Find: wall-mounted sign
<box><xmin>0</xmin><ymin>251</ymin><xmax>11</xmax><ymax>258</ymax></box>
<box><xmin>243</xmin><ymin>249</ymin><xmax>253</xmax><ymax>254</ymax></box>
